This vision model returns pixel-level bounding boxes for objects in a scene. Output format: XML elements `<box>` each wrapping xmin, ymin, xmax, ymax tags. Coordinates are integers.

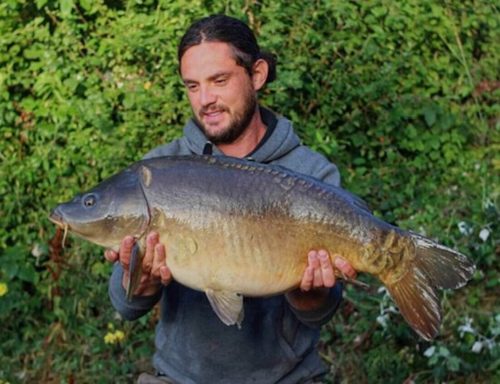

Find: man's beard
<box><xmin>193</xmin><ymin>91</ymin><xmax>257</xmax><ymax>145</ymax></box>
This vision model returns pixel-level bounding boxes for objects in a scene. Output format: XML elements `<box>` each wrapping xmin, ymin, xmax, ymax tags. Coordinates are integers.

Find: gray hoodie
<box><xmin>109</xmin><ymin>108</ymin><xmax>343</xmax><ymax>383</ymax></box>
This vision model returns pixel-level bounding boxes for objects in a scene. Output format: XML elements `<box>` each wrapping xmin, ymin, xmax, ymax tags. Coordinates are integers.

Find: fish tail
<box><xmin>384</xmin><ymin>233</ymin><xmax>475</xmax><ymax>340</ymax></box>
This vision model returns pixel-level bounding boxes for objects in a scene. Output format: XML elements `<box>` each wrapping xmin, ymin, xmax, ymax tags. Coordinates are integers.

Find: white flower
<box><xmin>31</xmin><ymin>243</ymin><xmax>43</xmax><ymax>258</ymax></box>
<box><xmin>479</xmin><ymin>228</ymin><xmax>490</xmax><ymax>242</ymax></box>
<box><xmin>377</xmin><ymin>314</ymin><xmax>388</xmax><ymax>328</ymax></box>
<box><xmin>424</xmin><ymin>346</ymin><xmax>436</xmax><ymax>357</ymax></box>
<box><xmin>472</xmin><ymin>341</ymin><xmax>483</xmax><ymax>353</ymax></box>
<box><xmin>458</xmin><ymin>221</ymin><xmax>473</xmax><ymax>236</ymax></box>
<box><xmin>483</xmin><ymin>198</ymin><xmax>494</xmax><ymax>211</ymax></box>
<box><xmin>458</xmin><ymin>317</ymin><xmax>475</xmax><ymax>337</ymax></box>
<box><xmin>387</xmin><ymin>305</ymin><xmax>398</xmax><ymax>314</ymax></box>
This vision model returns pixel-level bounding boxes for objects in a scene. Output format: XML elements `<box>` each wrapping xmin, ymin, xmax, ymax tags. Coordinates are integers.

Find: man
<box><xmin>105</xmin><ymin>15</ymin><xmax>356</xmax><ymax>384</ymax></box>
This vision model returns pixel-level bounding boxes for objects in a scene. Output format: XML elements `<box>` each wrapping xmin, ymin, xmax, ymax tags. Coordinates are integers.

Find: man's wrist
<box><xmin>285</xmin><ymin>287</ymin><xmax>330</xmax><ymax>311</ymax></box>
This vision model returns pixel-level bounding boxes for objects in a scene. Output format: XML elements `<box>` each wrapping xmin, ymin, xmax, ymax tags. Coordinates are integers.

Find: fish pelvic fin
<box><xmin>205</xmin><ymin>289</ymin><xmax>244</xmax><ymax>328</ymax></box>
<box><xmin>126</xmin><ymin>242</ymin><xmax>144</xmax><ymax>301</ymax></box>
<box><xmin>384</xmin><ymin>233</ymin><xmax>475</xmax><ymax>340</ymax></box>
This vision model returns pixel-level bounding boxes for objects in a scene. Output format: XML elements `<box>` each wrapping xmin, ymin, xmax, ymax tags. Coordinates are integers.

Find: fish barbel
<box><xmin>49</xmin><ymin>155</ymin><xmax>475</xmax><ymax>340</ymax></box>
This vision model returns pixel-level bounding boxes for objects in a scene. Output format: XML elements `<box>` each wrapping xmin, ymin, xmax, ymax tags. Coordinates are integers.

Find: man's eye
<box><xmin>215</xmin><ymin>78</ymin><xmax>227</xmax><ymax>85</ymax></box>
<box><xmin>186</xmin><ymin>84</ymin><xmax>198</xmax><ymax>91</ymax></box>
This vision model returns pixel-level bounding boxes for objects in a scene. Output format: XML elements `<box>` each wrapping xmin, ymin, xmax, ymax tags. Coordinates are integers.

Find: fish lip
<box><xmin>49</xmin><ymin>208</ymin><xmax>66</xmax><ymax>228</ymax></box>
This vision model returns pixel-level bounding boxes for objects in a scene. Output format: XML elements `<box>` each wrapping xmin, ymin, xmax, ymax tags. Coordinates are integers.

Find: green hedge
<box><xmin>0</xmin><ymin>1</ymin><xmax>498</xmax><ymax>382</ymax></box>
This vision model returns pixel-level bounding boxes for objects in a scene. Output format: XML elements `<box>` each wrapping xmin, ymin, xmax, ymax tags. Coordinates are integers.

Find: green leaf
<box><xmin>439</xmin><ymin>346</ymin><xmax>450</xmax><ymax>357</ymax></box>
<box><xmin>447</xmin><ymin>356</ymin><xmax>461</xmax><ymax>372</ymax></box>
<box><xmin>17</xmin><ymin>264</ymin><xmax>37</xmax><ymax>283</ymax></box>
<box><xmin>35</xmin><ymin>0</ymin><xmax>48</xmax><ymax>9</ymax></box>
<box><xmin>80</xmin><ymin>0</ymin><xmax>95</xmax><ymax>12</ymax></box>
<box><xmin>59</xmin><ymin>0</ymin><xmax>74</xmax><ymax>17</ymax></box>
<box><xmin>423</xmin><ymin>105</ymin><xmax>437</xmax><ymax>127</ymax></box>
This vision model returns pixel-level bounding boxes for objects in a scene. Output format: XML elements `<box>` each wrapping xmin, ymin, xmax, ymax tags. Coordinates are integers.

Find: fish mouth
<box><xmin>49</xmin><ymin>208</ymin><xmax>70</xmax><ymax>247</ymax></box>
<box><xmin>49</xmin><ymin>209</ymin><xmax>66</xmax><ymax>228</ymax></box>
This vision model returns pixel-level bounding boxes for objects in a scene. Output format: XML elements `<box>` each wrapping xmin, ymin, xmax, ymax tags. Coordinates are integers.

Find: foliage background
<box><xmin>0</xmin><ymin>0</ymin><xmax>498</xmax><ymax>383</ymax></box>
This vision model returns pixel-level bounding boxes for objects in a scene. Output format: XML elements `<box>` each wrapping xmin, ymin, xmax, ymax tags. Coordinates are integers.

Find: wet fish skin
<box><xmin>49</xmin><ymin>155</ymin><xmax>475</xmax><ymax>340</ymax></box>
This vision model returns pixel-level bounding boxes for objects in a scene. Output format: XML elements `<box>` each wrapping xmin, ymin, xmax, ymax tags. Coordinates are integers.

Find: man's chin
<box><xmin>195</xmin><ymin>116</ymin><xmax>225</xmax><ymax>133</ymax></box>
<box><xmin>198</xmin><ymin>122</ymin><xmax>232</xmax><ymax>143</ymax></box>
<box><xmin>194</xmin><ymin>114</ymin><xmax>248</xmax><ymax>145</ymax></box>
<box><xmin>203</xmin><ymin>115</ymin><xmax>229</xmax><ymax>129</ymax></box>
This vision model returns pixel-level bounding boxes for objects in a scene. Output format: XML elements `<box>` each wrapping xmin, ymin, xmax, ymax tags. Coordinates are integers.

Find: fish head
<box><xmin>49</xmin><ymin>165</ymin><xmax>151</xmax><ymax>249</ymax></box>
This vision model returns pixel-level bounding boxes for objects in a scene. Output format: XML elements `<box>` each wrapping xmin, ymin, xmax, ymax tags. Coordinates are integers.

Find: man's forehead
<box><xmin>180</xmin><ymin>41</ymin><xmax>242</xmax><ymax>80</ymax></box>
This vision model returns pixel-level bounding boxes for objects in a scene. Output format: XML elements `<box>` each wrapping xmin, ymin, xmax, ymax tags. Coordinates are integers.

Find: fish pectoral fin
<box><xmin>205</xmin><ymin>289</ymin><xmax>244</xmax><ymax>328</ymax></box>
<box><xmin>126</xmin><ymin>242</ymin><xmax>144</xmax><ymax>301</ymax></box>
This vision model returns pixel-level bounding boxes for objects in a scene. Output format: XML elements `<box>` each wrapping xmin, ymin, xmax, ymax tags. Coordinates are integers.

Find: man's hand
<box><xmin>285</xmin><ymin>249</ymin><xmax>356</xmax><ymax>311</ymax></box>
<box><xmin>104</xmin><ymin>232</ymin><xmax>172</xmax><ymax>297</ymax></box>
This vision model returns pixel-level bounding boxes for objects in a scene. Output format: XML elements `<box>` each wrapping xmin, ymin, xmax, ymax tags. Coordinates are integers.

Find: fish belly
<box><xmin>158</xmin><ymin>214</ymin><xmax>339</xmax><ymax>296</ymax></box>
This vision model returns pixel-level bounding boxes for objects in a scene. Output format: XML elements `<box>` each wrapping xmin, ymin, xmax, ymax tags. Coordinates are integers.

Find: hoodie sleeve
<box><xmin>108</xmin><ymin>263</ymin><xmax>162</xmax><ymax>320</ymax></box>
<box><xmin>310</xmin><ymin>157</ymin><xmax>341</xmax><ymax>187</ymax></box>
<box><xmin>273</xmin><ymin>146</ymin><xmax>341</xmax><ymax>187</ymax></box>
<box><xmin>287</xmin><ymin>283</ymin><xmax>343</xmax><ymax>328</ymax></box>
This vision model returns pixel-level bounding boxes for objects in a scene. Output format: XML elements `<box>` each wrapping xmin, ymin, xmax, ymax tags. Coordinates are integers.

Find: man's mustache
<box><xmin>199</xmin><ymin>104</ymin><xmax>229</xmax><ymax>115</ymax></box>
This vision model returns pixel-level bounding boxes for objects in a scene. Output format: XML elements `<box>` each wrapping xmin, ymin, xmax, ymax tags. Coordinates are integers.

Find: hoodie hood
<box><xmin>181</xmin><ymin>107</ymin><xmax>301</xmax><ymax>163</ymax></box>
<box><xmin>143</xmin><ymin>106</ymin><xmax>341</xmax><ymax>188</ymax></box>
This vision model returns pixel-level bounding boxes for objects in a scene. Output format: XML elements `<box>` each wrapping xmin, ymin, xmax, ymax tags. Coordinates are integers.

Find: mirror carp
<box><xmin>49</xmin><ymin>155</ymin><xmax>475</xmax><ymax>340</ymax></box>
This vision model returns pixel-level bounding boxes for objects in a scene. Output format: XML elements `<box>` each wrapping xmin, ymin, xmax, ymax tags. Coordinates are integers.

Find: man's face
<box><xmin>180</xmin><ymin>42</ymin><xmax>258</xmax><ymax>145</ymax></box>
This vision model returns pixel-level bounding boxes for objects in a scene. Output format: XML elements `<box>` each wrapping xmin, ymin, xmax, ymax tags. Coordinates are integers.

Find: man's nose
<box><xmin>199</xmin><ymin>86</ymin><xmax>217</xmax><ymax>107</ymax></box>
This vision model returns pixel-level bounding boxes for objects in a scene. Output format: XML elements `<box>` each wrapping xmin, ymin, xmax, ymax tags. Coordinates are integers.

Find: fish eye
<box><xmin>83</xmin><ymin>194</ymin><xmax>97</xmax><ymax>208</ymax></box>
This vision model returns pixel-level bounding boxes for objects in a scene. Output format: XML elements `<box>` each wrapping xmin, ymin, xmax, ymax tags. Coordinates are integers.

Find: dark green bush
<box><xmin>1</xmin><ymin>1</ymin><xmax>498</xmax><ymax>382</ymax></box>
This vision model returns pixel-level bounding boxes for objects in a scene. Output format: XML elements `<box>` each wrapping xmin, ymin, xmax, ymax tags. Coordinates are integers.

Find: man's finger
<box><xmin>318</xmin><ymin>250</ymin><xmax>335</xmax><ymax>287</ymax></box>
<box><xmin>308</xmin><ymin>250</ymin><xmax>320</xmax><ymax>268</ymax></box>
<box><xmin>152</xmin><ymin>242</ymin><xmax>166</xmax><ymax>277</ymax></box>
<box><xmin>158</xmin><ymin>243</ymin><xmax>172</xmax><ymax>285</ymax></box>
<box><xmin>300</xmin><ymin>266</ymin><xmax>314</xmax><ymax>291</ymax></box>
<box><xmin>119</xmin><ymin>236</ymin><xmax>135</xmax><ymax>268</ymax></box>
<box><xmin>159</xmin><ymin>266</ymin><xmax>172</xmax><ymax>285</ymax></box>
<box><xmin>142</xmin><ymin>232</ymin><xmax>159</xmax><ymax>274</ymax></box>
<box><xmin>104</xmin><ymin>249</ymin><xmax>118</xmax><ymax>263</ymax></box>
<box><xmin>307</xmin><ymin>251</ymin><xmax>323</xmax><ymax>287</ymax></box>
<box><xmin>334</xmin><ymin>256</ymin><xmax>357</xmax><ymax>279</ymax></box>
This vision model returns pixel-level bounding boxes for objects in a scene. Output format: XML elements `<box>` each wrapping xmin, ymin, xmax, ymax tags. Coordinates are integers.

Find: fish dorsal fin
<box><xmin>205</xmin><ymin>288</ymin><xmax>244</xmax><ymax>328</ymax></box>
<box><xmin>335</xmin><ymin>187</ymin><xmax>372</xmax><ymax>213</ymax></box>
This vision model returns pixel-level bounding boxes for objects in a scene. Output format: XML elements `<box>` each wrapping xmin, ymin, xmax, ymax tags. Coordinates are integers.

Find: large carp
<box><xmin>49</xmin><ymin>155</ymin><xmax>474</xmax><ymax>340</ymax></box>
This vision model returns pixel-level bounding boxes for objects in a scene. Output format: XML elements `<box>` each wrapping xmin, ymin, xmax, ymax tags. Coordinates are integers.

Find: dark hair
<box><xmin>178</xmin><ymin>15</ymin><xmax>276</xmax><ymax>84</ymax></box>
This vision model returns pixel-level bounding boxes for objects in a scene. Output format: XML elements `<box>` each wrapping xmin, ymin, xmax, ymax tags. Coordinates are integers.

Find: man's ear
<box><xmin>251</xmin><ymin>59</ymin><xmax>269</xmax><ymax>91</ymax></box>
